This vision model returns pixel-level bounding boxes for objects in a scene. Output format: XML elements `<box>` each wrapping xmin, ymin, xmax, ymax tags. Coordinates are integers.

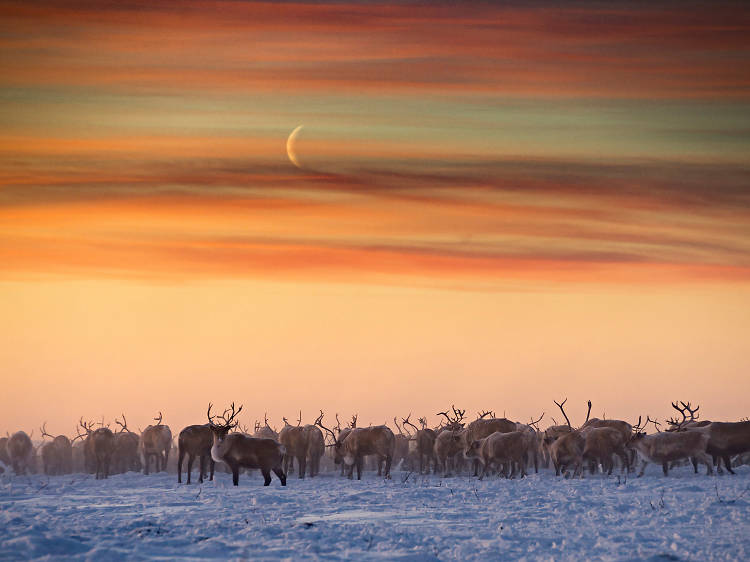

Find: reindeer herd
<box><xmin>2</xmin><ymin>400</ymin><xmax>749</xmax><ymax>486</ymax></box>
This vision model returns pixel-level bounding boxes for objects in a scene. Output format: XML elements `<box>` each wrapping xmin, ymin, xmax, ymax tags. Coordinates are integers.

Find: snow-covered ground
<box><xmin>1</xmin><ymin>464</ymin><xmax>749</xmax><ymax>561</ymax></box>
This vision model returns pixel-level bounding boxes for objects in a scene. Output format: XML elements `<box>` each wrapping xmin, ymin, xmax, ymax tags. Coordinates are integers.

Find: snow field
<box><xmin>1</xmin><ymin>464</ymin><xmax>749</xmax><ymax>561</ymax></box>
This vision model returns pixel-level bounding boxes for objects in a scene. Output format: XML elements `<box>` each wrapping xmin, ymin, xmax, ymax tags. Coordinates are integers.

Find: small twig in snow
<box><xmin>715</xmin><ymin>482</ymin><xmax>750</xmax><ymax>504</ymax></box>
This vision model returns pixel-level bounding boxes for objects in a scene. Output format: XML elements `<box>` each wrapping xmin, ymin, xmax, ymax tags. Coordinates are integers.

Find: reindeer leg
<box><xmin>186</xmin><ymin>454</ymin><xmax>195</xmax><ymax>485</ymax></box>
<box><xmin>273</xmin><ymin>466</ymin><xmax>286</xmax><ymax>486</ymax></box>
<box><xmin>177</xmin><ymin>448</ymin><xmax>185</xmax><ymax>483</ymax></box>
<box><xmin>228</xmin><ymin>461</ymin><xmax>240</xmax><ymax>486</ymax></box>
<box><xmin>198</xmin><ymin>454</ymin><xmax>206</xmax><ymax>484</ymax></box>
<box><xmin>723</xmin><ymin>455</ymin><xmax>735</xmax><ymax>475</ymax></box>
<box><xmin>209</xmin><ymin>458</ymin><xmax>215</xmax><ymax>481</ymax></box>
<box><xmin>662</xmin><ymin>462</ymin><xmax>669</xmax><ymax>476</ymax></box>
<box><xmin>261</xmin><ymin>468</ymin><xmax>272</xmax><ymax>486</ymax></box>
<box><xmin>385</xmin><ymin>454</ymin><xmax>392</xmax><ymax>479</ymax></box>
<box><xmin>298</xmin><ymin>455</ymin><xmax>306</xmax><ymax>479</ymax></box>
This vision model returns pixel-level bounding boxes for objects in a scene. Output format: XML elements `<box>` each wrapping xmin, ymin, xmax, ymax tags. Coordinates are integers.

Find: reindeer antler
<box><xmin>393</xmin><ymin>417</ymin><xmax>403</xmax><ymax>435</ymax></box>
<box><xmin>315</xmin><ymin>410</ymin><xmax>338</xmax><ymax>446</ymax></box>
<box><xmin>403</xmin><ymin>414</ymin><xmax>419</xmax><ymax>435</ymax></box>
<box><xmin>154</xmin><ymin>411</ymin><xmax>163</xmax><ymax>425</ymax></box>
<box><xmin>452</xmin><ymin>405</ymin><xmax>466</xmax><ymax>423</ymax></box>
<box><xmin>208</xmin><ymin>402</ymin><xmax>243</xmax><ymax>428</ymax></box>
<box><xmin>350</xmin><ymin>414</ymin><xmax>357</xmax><ymax>428</ymax></box>
<box><xmin>40</xmin><ymin>422</ymin><xmax>54</xmax><ymax>440</ymax></box>
<box><xmin>680</xmin><ymin>401</ymin><xmax>699</xmax><ymax>421</ymax></box>
<box><xmin>115</xmin><ymin>414</ymin><xmax>129</xmax><ymax>433</ymax></box>
<box><xmin>477</xmin><ymin>410</ymin><xmax>494</xmax><ymax>420</ymax></box>
<box><xmin>667</xmin><ymin>401</ymin><xmax>688</xmax><ymax>430</ymax></box>
<box><xmin>314</xmin><ymin>410</ymin><xmax>325</xmax><ymax>426</ymax></box>
<box><xmin>585</xmin><ymin>400</ymin><xmax>592</xmax><ymax>424</ymax></box>
<box><xmin>646</xmin><ymin>415</ymin><xmax>662</xmax><ymax>433</ymax></box>
<box><xmin>529</xmin><ymin>412</ymin><xmax>545</xmax><ymax>431</ymax></box>
<box><xmin>553</xmin><ymin>398</ymin><xmax>572</xmax><ymax>428</ymax></box>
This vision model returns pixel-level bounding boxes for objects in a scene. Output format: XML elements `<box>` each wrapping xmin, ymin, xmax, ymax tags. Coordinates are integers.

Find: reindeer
<box><xmin>627</xmin><ymin>413</ymin><xmax>713</xmax><ymax>477</ymax></box>
<box><xmin>582</xmin><ymin>426</ymin><xmax>631</xmax><ymax>475</ymax></box>
<box><xmin>177</xmin><ymin>407</ymin><xmax>215</xmax><ymax>484</ymax></box>
<box><xmin>111</xmin><ymin>414</ymin><xmax>140</xmax><ymax>474</ymax></box>
<box><xmin>464</xmin><ymin>431</ymin><xmax>528</xmax><ymax>479</ymax></box>
<box><xmin>76</xmin><ymin>419</ymin><xmax>115</xmax><ymax>479</ymax></box>
<box><xmin>207</xmin><ymin>403</ymin><xmax>286</xmax><ymax>486</ymax></box>
<box><xmin>434</xmin><ymin>406</ymin><xmax>467</xmax><ymax>477</ymax></box>
<box><xmin>515</xmin><ymin>413</ymin><xmax>544</xmax><ymax>474</ymax></box>
<box><xmin>90</xmin><ymin>428</ymin><xmax>115</xmax><ymax>479</ymax></box>
<box><xmin>666</xmin><ymin>401</ymin><xmax>750</xmax><ymax>475</ymax></box>
<box><xmin>140</xmin><ymin>412</ymin><xmax>172</xmax><ymax>475</ymax></box>
<box><xmin>704</xmin><ymin>420</ymin><xmax>750</xmax><ymax>475</ymax></box>
<box><xmin>0</xmin><ymin>437</ymin><xmax>10</xmax><ymax>469</ymax></box>
<box><xmin>316</xmin><ymin>412</ymin><xmax>349</xmax><ymax>475</ymax></box>
<box><xmin>304</xmin><ymin>417</ymin><xmax>325</xmax><ymax>477</ymax></box>
<box><xmin>317</xmin><ymin>413</ymin><xmax>358</xmax><ymax>476</ymax></box>
<box><xmin>462</xmin><ymin>408</ymin><xmax>516</xmax><ymax>476</ymax></box>
<box><xmin>542</xmin><ymin>398</ymin><xmax>595</xmax><ymax>478</ymax></box>
<box><xmin>7</xmin><ymin>431</ymin><xmax>33</xmax><ymax>475</ymax></box>
<box><xmin>392</xmin><ymin>416</ymin><xmax>411</xmax><ymax>469</ymax></box>
<box><xmin>279</xmin><ymin>411</ymin><xmax>309</xmax><ymax>478</ymax></box>
<box><xmin>72</xmin><ymin>419</ymin><xmax>96</xmax><ymax>473</ymax></box>
<box><xmin>254</xmin><ymin>413</ymin><xmax>279</xmax><ymax>441</ymax></box>
<box><xmin>404</xmin><ymin>416</ymin><xmax>436</xmax><ymax>474</ymax></box>
<box><xmin>39</xmin><ymin>423</ymin><xmax>73</xmax><ymax>476</ymax></box>
<box><xmin>338</xmin><ymin>426</ymin><xmax>395</xmax><ymax>480</ymax></box>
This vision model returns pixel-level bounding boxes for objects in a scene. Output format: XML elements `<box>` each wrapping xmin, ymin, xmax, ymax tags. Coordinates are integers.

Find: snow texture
<box><xmin>1</xmin><ymin>464</ymin><xmax>749</xmax><ymax>561</ymax></box>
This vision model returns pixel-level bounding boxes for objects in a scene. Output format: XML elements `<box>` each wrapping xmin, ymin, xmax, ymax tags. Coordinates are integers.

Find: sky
<box><xmin>1</xmin><ymin>1</ymin><xmax>749</xmax><ymax>438</ymax></box>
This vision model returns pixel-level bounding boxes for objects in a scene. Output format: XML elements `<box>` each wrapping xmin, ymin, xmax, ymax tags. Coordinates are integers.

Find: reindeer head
<box><xmin>464</xmin><ymin>439</ymin><xmax>482</xmax><ymax>459</ymax></box>
<box><xmin>207</xmin><ymin>402</ymin><xmax>243</xmax><ymax>443</ymax></box>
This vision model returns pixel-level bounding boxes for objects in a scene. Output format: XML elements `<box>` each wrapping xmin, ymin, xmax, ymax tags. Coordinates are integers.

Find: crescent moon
<box><xmin>286</xmin><ymin>125</ymin><xmax>304</xmax><ymax>169</ymax></box>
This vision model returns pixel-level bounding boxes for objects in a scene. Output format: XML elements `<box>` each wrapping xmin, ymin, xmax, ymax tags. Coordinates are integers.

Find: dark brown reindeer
<box><xmin>140</xmin><ymin>412</ymin><xmax>172</xmax><ymax>475</ymax></box>
<box><xmin>78</xmin><ymin>418</ymin><xmax>115</xmax><ymax>479</ymax></box>
<box><xmin>207</xmin><ymin>403</ymin><xmax>286</xmax><ymax>486</ymax></box>
<box><xmin>177</xmin><ymin>405</ymin><xmax>216</xmax><ymax>484</ymax></box>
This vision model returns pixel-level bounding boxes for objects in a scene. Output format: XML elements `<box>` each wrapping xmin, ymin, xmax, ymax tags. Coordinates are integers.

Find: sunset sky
<box><xmin>1</xmin><ymin>1</ymin><xmax>749</xmax><ymax>437</ymax></box>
